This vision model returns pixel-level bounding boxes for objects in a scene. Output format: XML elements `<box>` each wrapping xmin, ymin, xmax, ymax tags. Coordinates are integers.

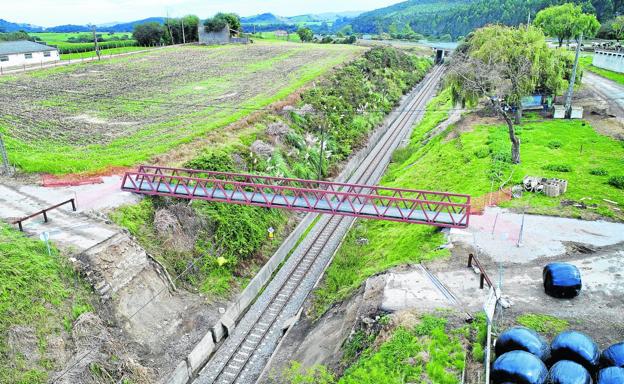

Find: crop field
<box><xmin>31</xmin><ymin>32</ymin><xmax>137</xmax><ymax>53</ymax></box>
<box><xmin>0</xmin><ymin>42</ymin><xmax>363</xmax><ymax>174</ymax></box>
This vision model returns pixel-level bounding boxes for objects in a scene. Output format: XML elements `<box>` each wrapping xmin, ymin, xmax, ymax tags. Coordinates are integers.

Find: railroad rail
<box><xmin>121</xmin><ymin>167</ymin><xmax>470</xmax><ymax>228</ymax></box>
<box><xmin>11</xmin><ymin>198</ymin><xmax>76</xmax><ymax>231</ymax></box>
<box><xmin>190</xmin><ymin>65</ymin><xmax>447</xmax><ymax>384</ymax></box>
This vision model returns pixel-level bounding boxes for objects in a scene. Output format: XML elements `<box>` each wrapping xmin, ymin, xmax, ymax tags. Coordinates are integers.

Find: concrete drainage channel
<box><xmin>165</xmin><ymin>66</ymin><xmax>445</xmax><ymax>384</ymax></box>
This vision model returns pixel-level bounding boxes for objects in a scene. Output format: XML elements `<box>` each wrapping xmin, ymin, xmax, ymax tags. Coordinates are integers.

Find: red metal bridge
<box><xmin>121</xmin><ymin>165</ymin><xmax>471</xmax><ymax>228</ymax></box>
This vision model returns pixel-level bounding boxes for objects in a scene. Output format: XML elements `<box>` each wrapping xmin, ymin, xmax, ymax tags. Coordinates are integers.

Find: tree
<box><xmin>132</xmin><ymin>22</ymin><xmax>165</xmax><ymax>46</ymax></box>
<box><xmin>612</xmin><ymin>15</ymin><xmax>624</xmax><ymax>41</ymax></box>
<box><xmin>534</xmin><ymin>3</ymin><xmax>601</xmax><ymax>47</ymax></box>
<box><xmin>297</xmin><ymin>27</ymin><xmax>314</xmax><ymax>42</ymax></box>
<box><xmin>204</xmin><ymin>13</ymin><xmax>241</xmax><ymax>35</ymax></box>
<box><xmin>446</xmin><ymin>25</ymin><xmax>572</xmax><ymax>164</ymax></box>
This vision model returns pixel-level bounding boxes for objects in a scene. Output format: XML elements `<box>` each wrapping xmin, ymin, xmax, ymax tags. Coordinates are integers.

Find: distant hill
<box><xmin>241</xmin><ymin>11</ymin><xmax>361</xmax><ymax>30</ymax></box>
<box><xmin>101</xmin><ymin>17</ymin><xmax>166</xmax><ymax>32</ymax></box>
<box><xmin>0</xmin><ymin>19</ymin><xmax>44</xmax><ymax>32</ymax></box>
<box><xmin>349</xmin><ymin>0</ymin><xmax>624</xmax><ymax>39</ymax></box>
<box><xmin>241</xmin><ymin>13</ymin><xmax>290</xmax><ymax>24</ymax></box>
<box><xmin>46</xmin><ymin>24</ymin><xmax>92</xmax><ymax>33</ymax></box>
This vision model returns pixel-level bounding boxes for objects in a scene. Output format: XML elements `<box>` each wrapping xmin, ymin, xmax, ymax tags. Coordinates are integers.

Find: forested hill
<box><xmin>349</xmin><ymin>0</ymin><xmax>624</xmax><ymax>39</ymax></box>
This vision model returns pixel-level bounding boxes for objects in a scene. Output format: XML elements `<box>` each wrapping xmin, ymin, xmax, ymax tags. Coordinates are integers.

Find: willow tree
<box><xmin>446</xmin><ymin>25</ymin><xmax>571</xmax><ymax>164</ymax></box>
<box><xmin>534</xmin><ymin>3</ymin><xmax>600</xmax><ymax>47</ymax></box>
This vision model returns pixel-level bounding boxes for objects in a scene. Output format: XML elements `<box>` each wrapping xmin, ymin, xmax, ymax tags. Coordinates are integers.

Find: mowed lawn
<box><xmin>0</xmin><ymin>41</ymin><xmax>363</xmax><ymax>174</ymax></box>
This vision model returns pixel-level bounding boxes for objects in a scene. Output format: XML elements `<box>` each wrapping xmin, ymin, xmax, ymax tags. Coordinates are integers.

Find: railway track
<box><xmin>193</xmin><ymin>65</ymin><xmax>446</xmax><ymax>384</ymax></box>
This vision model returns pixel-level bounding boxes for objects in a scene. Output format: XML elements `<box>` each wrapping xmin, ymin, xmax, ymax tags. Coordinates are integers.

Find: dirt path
<box><xmin>583</xmin><ymin>71</ymin><xmax>624</xmax><ymax>117</ymax></box>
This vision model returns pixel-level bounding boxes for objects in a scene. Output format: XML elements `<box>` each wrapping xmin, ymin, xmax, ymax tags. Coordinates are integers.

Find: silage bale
<box><xmin>597</xmin><ymin>367</ymin><xmax>624</xmax><ymax>384</ymax></box>
<box><xmin>495</xmin><ymin>326</ymin><xmax>551</xmax><ymax>361</ymax></box>
<box><xmin>492</xmin><ymin>350</ymin><xmax>548</xmax><ymax>384</ymax></box>
<box><xmin>551</xmin><ymin>331</ymin><xmax>600</xmax><ymax>373</ymax></box>
<box><xmin>547</xmin><ymin>360</ymin><xmax>591</xmax><ymax>384</ymax></box>
<box><xmin>601</xmin><ymin>342</ymin><xmax>624</xmax><ymax>368</ymax></box>
<box><xmin>543</xmin><ymin>263</ymin><xmax>582</xmax><ymax>298</ymax></box>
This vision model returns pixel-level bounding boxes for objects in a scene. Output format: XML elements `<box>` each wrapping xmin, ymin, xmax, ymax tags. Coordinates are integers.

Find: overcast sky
<box><xmin>4</xmin><ymin>0</ymin><xmax>402</xmax><ymax>27</ymax></box>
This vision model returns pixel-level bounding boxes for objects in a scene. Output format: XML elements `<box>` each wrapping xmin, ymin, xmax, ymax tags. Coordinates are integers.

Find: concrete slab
<box><xmin>451</xmin><ymin>207</ymin><xmax>624</xmax><ymax>263</ymax></box>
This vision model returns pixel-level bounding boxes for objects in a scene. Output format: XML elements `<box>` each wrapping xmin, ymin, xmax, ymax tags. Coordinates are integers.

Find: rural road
<box><xmin>583</xmin><ymin>71</ymin><xmax>624</xmax><ymax>117</ymax></box>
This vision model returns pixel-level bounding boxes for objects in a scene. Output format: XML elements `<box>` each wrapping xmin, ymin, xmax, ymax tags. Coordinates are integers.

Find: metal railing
<box><xmin>467</xmin><ymin>253</ymin><xmax>493</xmax><ymax>289</ymax></box>
<box><xmin>11</xmin><ymin>199</ymin><xmax>76</xmax><ymax>231</ymax></box>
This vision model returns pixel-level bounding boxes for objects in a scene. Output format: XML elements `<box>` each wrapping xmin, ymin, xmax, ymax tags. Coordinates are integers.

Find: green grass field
<box><xmin>31</xmin><ymin>32</ymin><xmax>137</xmax><ymax>54</ymax></box>
<box><xmin>60</xmin><ymin>46</ymin><xmax>152</xmax><ymax>60</ymax></box>
<box><xmin>0</xmin><ymin>224</ymin><xmax>93</xmax><ymax>384</ymax></box>
<box><xmin>0</xmin><ymin>42</ymin><xmax>363</xmax><ymax>174</ymax></box>
<box><xmin>251</xmin><ymin>31</ymin><xmax>302</xmax><ymax>42</ymax></box>
<box><xmin>314</xmin><ymin>88</ymin><xmax>624</xmax><ymax>316</ymax></box>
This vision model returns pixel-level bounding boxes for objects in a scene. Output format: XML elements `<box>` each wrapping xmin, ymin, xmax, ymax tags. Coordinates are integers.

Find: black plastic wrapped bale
<box><xmin>543</xmin><ymin>263</ymin><xmax>582</xmax><ymax>298</ymax></box>
<box><xmin>547</xmin><ymin>360</ymin><xmax>591</xmax><ymax>384</ymax></box>
<box><xmin>495</xmin><ymin>326</ymin><xmax>551</xmax><ymax>361</ymax></box>
<box><xmin>597</xmin><ymin>367</ymin><xmax>624</xmax><ymax>384</ymax></box>
<box><xmin>492</xmin><ymin>350</ymin><xmax>549</xmax><ymax>384</ymax></box>
<box><xmin>601</xmin><ymin>342</ymin><xmax>624</xmax><ymax>368</ymax></box>
<box><xmin>551</xmin><ymin>331</ymin><xmax>600</xmax><ymax>373</ymax></box>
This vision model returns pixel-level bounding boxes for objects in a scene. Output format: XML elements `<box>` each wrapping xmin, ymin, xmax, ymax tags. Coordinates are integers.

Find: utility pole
<box><xmin>166</xmin><ymin>10</ymin><xmax>174</xmax><ymax>45</ymax></box>
<box><xmin>318</xmin><ymin>125</ymin><xmax>325</xmax><ymax>181</ymax></box>
<box><xmin>92</xmin><ymin>25</ymin><xmax>101</xmax><ymax>60</ymax></box>
<box><xmin>181</xmin><ymin>18</ymin><xmax>186</xmax><ymax>44</ymax></box>
<box><xmin>0</xmin><ymin>133</ymin><xmax>11</xmax><ymax>176</ymax></box>
<box><xmin>565</xmin><ymin>32</ymin><xmax>583</xmax><ymax>118</ymax></box>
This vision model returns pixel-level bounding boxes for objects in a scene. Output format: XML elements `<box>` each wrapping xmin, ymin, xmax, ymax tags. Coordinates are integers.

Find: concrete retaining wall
<box><xmin>593</xmin><ymin>50</ymin><xmax>624</xmax><ymax>73</ymax></box>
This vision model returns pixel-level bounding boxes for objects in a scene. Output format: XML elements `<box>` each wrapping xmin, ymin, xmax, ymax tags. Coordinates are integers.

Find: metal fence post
<box><xmin>0</xmin><ymin>133</ymin><xmax>10</xmax><ymax>176</ymax></box>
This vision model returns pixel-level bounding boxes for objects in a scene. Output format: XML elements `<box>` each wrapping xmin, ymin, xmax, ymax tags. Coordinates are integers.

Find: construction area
<box><xmin>1</xmin><ymin>21</ymin><xmax>624</xmax><ymax>384</ymax></box>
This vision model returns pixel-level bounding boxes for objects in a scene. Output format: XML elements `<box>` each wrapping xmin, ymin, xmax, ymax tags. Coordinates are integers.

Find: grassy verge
<box><xmin>516</xmin><ymin>313</ymin><xmax>569</xmax><ymax>337</ymax></box>
<box><xmin>314</xmin><ymin>87</ymin><xmax>624</xmax><ymax>316</ymax></box>
<box><xmin>281</xmin><ymin>313</ymin><xmax>487</xmax><ymax>384</ymax></box>
<box><xmin>0</xmin><ymin>224</ymin><xmax>93</xmax><ymax>384</ymax></box>
<box><xmin>60</xmin><ymin>46</ymin><xmax>152</xmax><ymax>60</ymax></box>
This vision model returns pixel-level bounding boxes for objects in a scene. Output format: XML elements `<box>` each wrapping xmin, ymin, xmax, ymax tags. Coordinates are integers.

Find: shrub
<box><xmin>608</xmin><ymin>175</ymin><xmax>624</xmax><ymax>189</ymax></box>
<box><xmin>474</xmin><ymin>146</ymin><xmax>490</xmax><ymax>159</ymax></box>
<box><xmin>472</xmin><ymin>342</ymin><xmax>484</xmax><ymax>362</ymax></box>
<box><xmin>589</xmin><ymin>168</ymin><xmax>608</xmax><ymax>176</ymax></box>
<box><xmin>543</xmin><ymin>163</ymin><xmax>572</xmax><ymax>172</ymax></box>
<box><xmin>547</xmin><ymin>140</ymin><xmax>562</xmax><ymax>149</ymax></box>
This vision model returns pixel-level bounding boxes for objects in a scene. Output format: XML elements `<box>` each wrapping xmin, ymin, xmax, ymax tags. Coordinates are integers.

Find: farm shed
<box><xmin>198</xmin><ymin>24</ymin><xmax>249</xmax><ymax>45</ymax></box>
<box><xmin>0</xmin><ymin>40</ymin><xmax>59</xmax><ymax>69</ymax></box>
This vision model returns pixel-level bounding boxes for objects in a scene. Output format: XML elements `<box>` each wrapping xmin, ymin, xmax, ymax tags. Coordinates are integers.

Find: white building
<box><xmin>0</xmin><ymin>40</ymin><xmax>60</xmax><ymax>69</ymax></box>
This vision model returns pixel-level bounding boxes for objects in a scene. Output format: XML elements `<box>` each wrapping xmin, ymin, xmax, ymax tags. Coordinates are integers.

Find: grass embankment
<box><xmin>314</xmin><ymin>87</ymin><xmax>624</xmax><ymax>316</ymax></box>
<box><xmin>110</xmin><ymin>47</ymin><xmax>433</xmax><ymax>298</ymax></box>
<box><xmin>579</xmin><ymin>55</ymin><xmax>624</xmax><ymax>85</ymax></box>
<box><xmin>282</xmin><ymin>314</ymin><xmax>487</xmax><ymax>384</ymax></box>
<box><xmin>0</xmin><ymin>224</ymin><xmax>93</xmax><ymax>384</ymax></box>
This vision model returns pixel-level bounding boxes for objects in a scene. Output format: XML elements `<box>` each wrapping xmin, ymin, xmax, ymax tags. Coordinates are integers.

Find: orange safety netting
<box><xmin>41</xmin><ymin>167</ymin><xmax>132</xmax><ymax>187</ymax></box>
<box><xmin>471</xmin><ymin>188</ymin><xmax>513</xmax><ymax>215</ymax></box>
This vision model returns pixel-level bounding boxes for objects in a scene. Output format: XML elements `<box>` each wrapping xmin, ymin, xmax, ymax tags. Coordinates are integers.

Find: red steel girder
<box><xmin>121</xmin><ymin>166</ymin><xmax>471</xmax><ymax>228</ymax></box>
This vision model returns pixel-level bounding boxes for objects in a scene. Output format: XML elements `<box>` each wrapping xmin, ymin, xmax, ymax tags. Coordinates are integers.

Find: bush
<box><xmin>547</xmin><ymin>140</ymin><xmax>562</xmax><ymax>149</ymax></box>
<box><xmin>474</xmin><ymin>146</ymin><xmax>490</xmax><ymax>159</ymax></box>
<box><xmin>608</xmin><ymin>175</ymin><xmax>624</xmax><ymax>189</ymax></box>
<box><xmin>589</xmin><ymin>168</ymin><xmax>608</xmax><ymax>176</ymax></box>
<box><xmin>543</xmin><ymin>163</ymin><xmax>572</xmax><ymax>172</ymax></box>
